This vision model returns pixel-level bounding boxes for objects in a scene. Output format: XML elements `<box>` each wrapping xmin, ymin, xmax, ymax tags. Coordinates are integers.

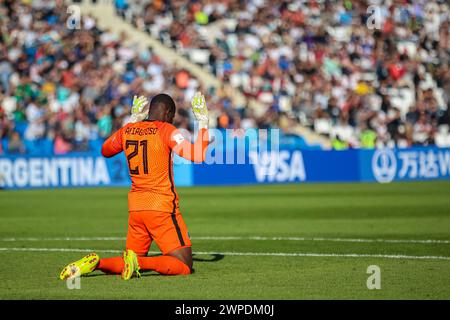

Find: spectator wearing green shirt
<box><xmin>332</xmin><ymin>135</ymin><xmax>349</xmax><ymax>150</ymax></box>
<box><xmin>97</xmin><ymin>108</ymin><xmax>113</xmax><ymax>138</ymax></box>
<box><xmin>360</xmin><ymin>126</ymin><xmax>377</xmax><ymax>149</ymax></box>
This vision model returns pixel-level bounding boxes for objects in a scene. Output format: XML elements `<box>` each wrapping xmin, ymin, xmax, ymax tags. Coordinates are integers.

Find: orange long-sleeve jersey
<box><xmin>101</xmin><ymin>120</ymin><xmax>209</xmax><ymax>213</ymax></box>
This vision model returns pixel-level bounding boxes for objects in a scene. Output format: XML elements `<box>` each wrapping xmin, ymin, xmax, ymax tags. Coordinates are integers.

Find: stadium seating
<box><xmin>0</xmin><ymin>0</ymin><xmax>449</xmax><ymax>157</ymax></box>
<box><xmin>116</xmin><ymin>0</ymin><xmax>450</xmax><ymax>149</ymax></box>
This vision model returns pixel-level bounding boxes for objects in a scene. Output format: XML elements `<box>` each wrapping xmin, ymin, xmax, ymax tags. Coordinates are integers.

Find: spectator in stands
<box><xmin>54</xmin><ymin>132</ymin><xmax>72</xmax><ymax>155</ymax></box>
<box><xmin>7</xmin><ymin>131</ymin><xmax>25</xmax><ymax>154</ymax></box>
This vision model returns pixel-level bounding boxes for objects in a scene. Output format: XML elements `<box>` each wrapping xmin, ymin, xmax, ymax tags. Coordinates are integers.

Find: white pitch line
<box><xmin>1</xmin><ymin>236</ymin><xmax>449</xmax><ymax>244</ymax></box>
<box><xmin>0</xmin><ymin>247</ymin><xmax>449</xmax><ymax>261</ymax></box>
<box><xmin>0</xmin><ymin>237</ymin><xmax>125</xmax><ymax>242</ymax></box>
<box><xmin>193</xmin><ymin>236</ymin><xmax>450</xmax><ymax>244</ymax></box>
<box><xmin>0</xmin><ymin>247</ymin><xmax>121</xmax><ymax>253</ymax></box>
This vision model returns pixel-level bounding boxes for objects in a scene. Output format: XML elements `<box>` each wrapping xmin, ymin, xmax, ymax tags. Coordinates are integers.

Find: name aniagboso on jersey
<box><xmin>101</xmin><ymin>120</ymin><xmax>209</xmax><ymax>214</ymax></box>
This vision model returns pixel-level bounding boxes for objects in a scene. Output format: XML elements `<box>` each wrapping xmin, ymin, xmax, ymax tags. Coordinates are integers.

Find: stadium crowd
<box><xmin>0</xmin><ymin>0</ymin><xmax>449</xmax><ymax>155</ymax></box>
<box><xmin>0</xmin><ymin>0</ymin><xmax>262</xmax><ymax>155</ymax></box>
<box><xmin>119</xmin><ymin>0</ymin><xmax>450</xmax><ymax>149</ymax></box>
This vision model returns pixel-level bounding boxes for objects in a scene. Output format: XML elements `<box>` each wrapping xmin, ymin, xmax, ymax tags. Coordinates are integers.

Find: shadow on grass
<box><xmin>193</xmin><ymin>253</ymin><xmax>225</xmax><ymax>263</ymax></box>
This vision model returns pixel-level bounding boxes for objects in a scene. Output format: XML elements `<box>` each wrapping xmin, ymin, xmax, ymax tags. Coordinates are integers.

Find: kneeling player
<box><xmin>59</xmin><ymin>92</ymin><xmax>210</xmax><ymax>280</ymax></box>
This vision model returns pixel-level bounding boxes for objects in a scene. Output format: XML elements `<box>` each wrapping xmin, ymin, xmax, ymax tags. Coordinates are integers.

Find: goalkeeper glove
<box><xmin>129</xmin><ymin>95</ymin><xmax>149</xmax><ymax>123</ymax></box>
<box><xmin>191</xmin><ymin>91</ymin><xmax>209</xmax><ymax>129</ymax></box>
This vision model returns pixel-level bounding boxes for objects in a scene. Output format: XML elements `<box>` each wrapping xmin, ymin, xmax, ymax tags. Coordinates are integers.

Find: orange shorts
<box><xmin>126</xmin><ymin>210</ymin><xmax>191</xmax><ymax>256</ymax></box>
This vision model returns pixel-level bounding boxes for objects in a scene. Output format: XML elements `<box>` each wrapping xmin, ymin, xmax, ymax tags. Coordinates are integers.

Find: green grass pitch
<box><xmin>0</xmin><ymin>181</ymin><xmax>449</xmax><ymax>299</ymax></box>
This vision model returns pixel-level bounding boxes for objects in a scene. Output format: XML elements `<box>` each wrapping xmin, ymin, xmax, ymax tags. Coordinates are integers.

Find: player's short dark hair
<box><xmin>150</xmin><ymin>93</ymin><xmax>176</xmax><ymax>115</ymax></box>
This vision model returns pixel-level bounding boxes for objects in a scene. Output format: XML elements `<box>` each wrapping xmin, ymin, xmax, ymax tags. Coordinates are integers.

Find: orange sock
<box><xmin>96</xmin><ymin>257</ymin><xmax>124</xmax><ymax>274</ymax></box>
<box><xmin>137</xmin><ymin>256</ymin><xmax>191</xmax><ymax>275</ymax></box>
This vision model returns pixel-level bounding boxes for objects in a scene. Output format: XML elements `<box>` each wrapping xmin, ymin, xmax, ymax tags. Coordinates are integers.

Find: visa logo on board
<box><xmin>249</xmin><ymin>151</ymin><xmax>306</xmax><ymax>183</ymax></box>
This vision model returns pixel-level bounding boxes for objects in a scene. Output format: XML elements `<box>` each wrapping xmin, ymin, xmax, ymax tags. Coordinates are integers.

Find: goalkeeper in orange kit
<box><xmin>59</xmin><ymin>92</ymin><xmax>210</xmax><ymax>280</ymax></box>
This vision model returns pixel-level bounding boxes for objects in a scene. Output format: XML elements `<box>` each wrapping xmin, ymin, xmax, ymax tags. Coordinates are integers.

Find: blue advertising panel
<box><xmin>193</xmin><ymin>148</ymin><xmax>360</xmax><ymax>185</ymax></box>
<box><xmin>359</xmin><ymin>147</ymin><xmax>450</xmax><ymax>183</ymax></box>
<box><xmin>1</xmin><ymin>146</ymin><xmax>449</xmax><ymax>189</ymax></box>
<box><xmin>0</xmin><ymin>153</ymin><xmax>192</xmax><ymax>189</ymax></box>
<box><xmin>194</xmin><ymin>146</ymin><xmax>450</xmax><ymax>186</ymax></box>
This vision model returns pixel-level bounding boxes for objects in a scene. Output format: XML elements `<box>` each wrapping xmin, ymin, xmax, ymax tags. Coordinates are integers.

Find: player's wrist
<box><xmin>129</xmin><ymin>114</ymin><xmax>138</xmax><ymax>123</ymax></box>
<box><xmin>198</xmin><ymin>120</ymin><xmax>208</xmax><ymax>129</ymax></box>
<box><xmin>129</xmin><ymin>112</ymin><xmax>147</xmax><ymax>124</ymax></box>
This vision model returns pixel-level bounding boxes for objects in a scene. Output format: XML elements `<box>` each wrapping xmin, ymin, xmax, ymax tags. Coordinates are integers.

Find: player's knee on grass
<box><xmin>167</xmin><ymin>247</ymin><xmax>193</xmax><ymax>272</ymax></box>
